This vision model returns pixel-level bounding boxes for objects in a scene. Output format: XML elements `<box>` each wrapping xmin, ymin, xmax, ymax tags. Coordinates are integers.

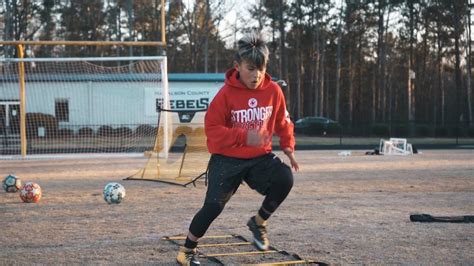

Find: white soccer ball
<box><xmin>103</xmin><ymin>182</ymin><xmax>126</xmax><ymax>204</ymax></box>
<box><xmin>2</xmin><ymin>174</ymin><xmax>22</xmax><ymax>193</ymax></box>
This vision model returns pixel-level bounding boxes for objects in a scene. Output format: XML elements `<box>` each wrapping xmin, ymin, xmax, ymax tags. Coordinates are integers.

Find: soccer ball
<box><xmin>103</xmin><ymin>182</ymin><xmax>126</xmax><ymax>204</ymax></box>
<box><xmin>2</xmin><ymin>175</ymin><xmax>22</xmax><ymax>193</ymax></box>
<box><xmin>20</xmin><ymin>182</ymin><xmax>42</xmax><ymax>203</ymax></box>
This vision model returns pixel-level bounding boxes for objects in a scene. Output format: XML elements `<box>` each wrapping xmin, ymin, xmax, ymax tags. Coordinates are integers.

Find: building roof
<box><xmin>169</xmin><ymin>73</ymin><xmax>225</xmax><ymax>82</ymax></box>
<box><xmin>0</xmin><ymin>73</ymin><xmax>226</xmax><ymax>82</ymax></box>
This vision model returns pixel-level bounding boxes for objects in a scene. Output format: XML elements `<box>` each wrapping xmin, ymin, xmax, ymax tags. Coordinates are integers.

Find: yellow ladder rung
<box><xmin>201</xmin><ymin>250</ymin><xmax>279</xmax><ymax>257</ymax></box>
<box><xmin>163</xmin><ymin>234</ymin><xmax>238</xmax><ymax>240</ymax></box>
<box><xmin>198</xmin><ymin>242</ymin><xmax>252</xmax><ymax>247</ymax></box>
<box><xmin>246</xmin><ymin>260</ymin><xmax>317</xmax><ymax>265</ymax></box>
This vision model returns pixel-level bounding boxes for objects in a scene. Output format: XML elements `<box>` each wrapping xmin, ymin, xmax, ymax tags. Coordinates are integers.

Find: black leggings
<box><xmin>189</xmin><ymin>154</ymin><xmax>293</xmax><ymax>238</ymax></box>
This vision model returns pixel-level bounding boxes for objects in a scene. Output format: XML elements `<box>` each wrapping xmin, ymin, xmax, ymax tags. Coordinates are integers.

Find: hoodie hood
<box><xmin>224</xmin><ymin>68</ymin><xmax>273</xmax><ymax>91</ymax></box>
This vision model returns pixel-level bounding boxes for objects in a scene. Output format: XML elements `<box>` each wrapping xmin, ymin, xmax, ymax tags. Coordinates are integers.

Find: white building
<box><xmin>0</xmin><ymin>73</ymin><xmax>224</xmax><ymax>135</ymax></box>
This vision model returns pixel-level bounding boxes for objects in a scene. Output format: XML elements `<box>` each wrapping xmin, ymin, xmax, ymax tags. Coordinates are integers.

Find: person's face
<box><xmin>235</xmin><ymin>60</ymin><xmax>266</xmax><ymax>89</ymax></box>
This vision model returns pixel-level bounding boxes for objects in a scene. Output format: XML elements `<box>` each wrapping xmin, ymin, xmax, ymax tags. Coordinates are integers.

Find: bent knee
<box><xmin>273</xmin><ymin>165</ymin><xmax>294</xmax><ymax>189</ymax></box>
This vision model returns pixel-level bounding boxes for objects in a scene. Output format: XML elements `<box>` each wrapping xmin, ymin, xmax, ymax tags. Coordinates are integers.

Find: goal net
<box><xmin>0</xmin><ymin>56</ymin><xmax>168</xmax><ymax>158</ymax></box>
<box><xmin>125</xmin><ymin>107</ymin><xmax>210</xmax><ymax>186</ymax></box>
<box><xmin>379</xmin><ymin>138</ymin><xmax>413</xmax><ymax>155</ymax></box>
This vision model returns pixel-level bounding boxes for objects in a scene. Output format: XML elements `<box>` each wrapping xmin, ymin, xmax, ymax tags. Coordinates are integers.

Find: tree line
<box><xmin>1</xmin><ymin>0</ymin><xmax>473</xmax><ymax>130</ymax></box>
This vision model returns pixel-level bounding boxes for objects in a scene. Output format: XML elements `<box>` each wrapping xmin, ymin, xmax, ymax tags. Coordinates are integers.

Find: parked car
<box><xmin>294</xmin><ymin>116</ymin><xmax>339</xmax><ymax>135</ymax></box>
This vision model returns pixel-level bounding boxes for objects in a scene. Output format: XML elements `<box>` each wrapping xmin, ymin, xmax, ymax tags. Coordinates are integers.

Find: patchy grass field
<box><xmin>1</xmin><ymin>149</ymin><xmax>473</xmax><ymax>264</ymax></box>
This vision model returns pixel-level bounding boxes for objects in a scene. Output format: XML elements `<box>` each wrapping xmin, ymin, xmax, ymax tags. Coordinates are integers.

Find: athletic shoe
<box><xmin>176</xmin><ymin>246</ymin><xmax>200</xmax><ymax>266</ymax></box>
<box><xmin>247</xmin><ymin>216</ymin><xmax>270</xmax><ymax>251</ymax></box>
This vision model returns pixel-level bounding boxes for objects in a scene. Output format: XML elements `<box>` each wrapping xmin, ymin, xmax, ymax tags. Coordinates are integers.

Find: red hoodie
<box><xmin>205</xmin><ymin>68</ymin><xmax>295</xmax><ymax>159</ymax></box>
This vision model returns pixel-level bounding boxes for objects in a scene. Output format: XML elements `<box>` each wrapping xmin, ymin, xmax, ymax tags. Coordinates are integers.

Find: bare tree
<box><xmin>407</xmin><ymin>0</ymin><xmax>416</xmax><ymax>127</ymax></box>
<box><xmin>278</xmin><ymin>0</ymin><xmax>289</xmax><ymax>103</ymax></box>
<box><xmin>467</xmin><ymin>2</ymin><xmax>473</xmax><ymax>126</ymax></box>
<box><xmin>204</xmin><ymin>0</ymin><xmax>210</xmax><ymax>73</ymax></box>
<box><xmin>452</xmin><ymin>1</ymin><xmax>464</xmax><ymax>124</ymax></box>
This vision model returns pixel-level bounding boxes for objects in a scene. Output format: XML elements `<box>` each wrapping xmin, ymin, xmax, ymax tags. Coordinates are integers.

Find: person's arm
<box><xmin>205</xmin><ymin>90</ymin><xmax>247</xmax><ymax>149</ymax></box>
<box><xmin>273</xmin><ymin>92</ymin><xmax>295</xmax><ymax>148</ymax></box>
<box><xmin>283</xmin><ymin>147</ymin><xmax>299</xmax><ymax>171</ymax></box>
<box><xmin>273</xmin><ymin>87</ymin><xmax>299</xmax><ymax>171</ymax></box>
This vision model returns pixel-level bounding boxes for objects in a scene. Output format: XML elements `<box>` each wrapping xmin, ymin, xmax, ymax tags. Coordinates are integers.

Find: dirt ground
<box><xmin>0</xmin><ymin>149</ymin><xmax>473</xmax><ymax>265</ymax></box>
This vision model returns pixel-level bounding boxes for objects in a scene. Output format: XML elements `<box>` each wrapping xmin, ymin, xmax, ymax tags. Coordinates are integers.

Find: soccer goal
<box><xmin>379</xmin><ymin>138</ymin><xmax>413</xmax><ymax>155</ymax></box>
<box><xmin>1</xmin><ymin>0</ymin><xmax>166</xmax><ymax>157</ymax></box>
<box><xmin>0</xmin><ymin>55</ymin><xmax>169</xmax><ymax>158</ymax></box>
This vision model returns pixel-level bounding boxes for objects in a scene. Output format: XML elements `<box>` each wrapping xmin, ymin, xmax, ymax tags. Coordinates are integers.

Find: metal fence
<box><xmin>294</xmin><ymin>120</ymin><xmax>474</xmax><ymax>150</ymax></box>
<box><xmin>2</xmin><ymin>121</ymin><xmax>474</xmax><ymax>156</ymax></box>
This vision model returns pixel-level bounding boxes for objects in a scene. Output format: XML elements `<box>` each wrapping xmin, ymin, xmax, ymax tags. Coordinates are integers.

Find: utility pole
<box><xmin>204</xmin><ymin>0</ymin><xmax>210</xmax><ymax>73</ymax></box>
<box><xmin>408</xmin><ymin>1</ymin><xmax>415</xmax><ymax>135</ymax></box>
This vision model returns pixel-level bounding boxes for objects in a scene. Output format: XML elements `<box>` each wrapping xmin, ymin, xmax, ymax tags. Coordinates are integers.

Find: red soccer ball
<box><xmin>20</xmin><ymin>182</ymin><xmax>42</xmax><ymax>203</ymax></box>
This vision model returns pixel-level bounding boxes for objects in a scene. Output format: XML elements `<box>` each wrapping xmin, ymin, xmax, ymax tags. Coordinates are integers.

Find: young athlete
<box><xmin>177</xmin><ymin>32</ymin><xmax>299</xmax><ymax>265</ymax></box>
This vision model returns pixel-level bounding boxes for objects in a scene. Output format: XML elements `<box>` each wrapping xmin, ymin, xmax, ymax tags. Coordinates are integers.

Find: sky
<box><xmin>216</xmin><ymin>0</ymin><xmax>344</xmax><ymax>48</ymax></box>
<box><xmin>218</xmin><ymin>0</ymin><xmax>257</xmax><ymax>47</ymax></box>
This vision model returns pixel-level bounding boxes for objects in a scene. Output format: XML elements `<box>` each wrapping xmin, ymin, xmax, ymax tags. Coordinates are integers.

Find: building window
<box><xmin>55</xmin><ymin>99</ymin><xmax>69</xmax><ymax>122</ymax></box>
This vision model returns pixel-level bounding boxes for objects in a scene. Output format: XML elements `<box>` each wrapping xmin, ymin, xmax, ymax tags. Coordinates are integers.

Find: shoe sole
<box><xmin>176</xmin><ymin>259</ymin><xmax>201</xmax><ymax>266</ymax></box>
<box><xmin>252</xmin><ymin>237</ymin><xmax>269</xmax><ymax>251</ymax></box>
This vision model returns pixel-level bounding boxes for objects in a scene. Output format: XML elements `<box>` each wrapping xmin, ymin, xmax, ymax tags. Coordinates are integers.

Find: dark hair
<box><xmin>234</xmin><ymin>32</ymin><xmax>269</xmax><ymax>69</ymax></box>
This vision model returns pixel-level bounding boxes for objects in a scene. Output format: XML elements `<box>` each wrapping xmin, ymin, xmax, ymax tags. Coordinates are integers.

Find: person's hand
<box><xmin>246</xmin><ymin>128</ymin><xmax>271</xmax><ymax>147</ymax></box>
<box><xmin>283</xmin><ymin>147</ymin><xmax>299</xmax><ymax>171</ymax></box>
